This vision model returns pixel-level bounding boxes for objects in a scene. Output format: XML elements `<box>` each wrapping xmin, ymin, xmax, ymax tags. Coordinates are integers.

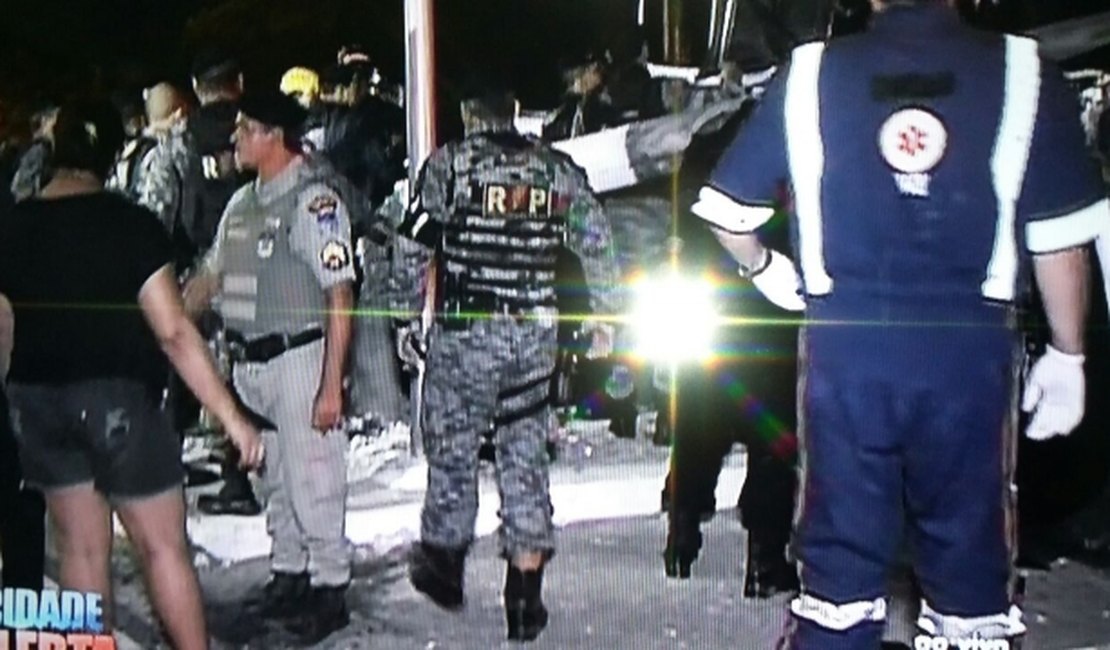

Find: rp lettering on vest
<box><xmin>483</xmin><ymin>184</ymin><xmax>552</xmax><ymax>217</ymax></box>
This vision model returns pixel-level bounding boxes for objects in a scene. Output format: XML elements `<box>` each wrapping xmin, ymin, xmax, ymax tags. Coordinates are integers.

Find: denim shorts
<box><xmin>6</xmin><ymin>378</ymin><xmax>183</xmax><ymax>500</ymax></box>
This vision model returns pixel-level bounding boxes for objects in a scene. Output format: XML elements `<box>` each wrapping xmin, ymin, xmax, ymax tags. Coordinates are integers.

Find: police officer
<box><xmin>395</xmin><ymin>81</ymin><xmax>618</xmax><ymax>642</ymax></box>
<box><xmin>189</xmin><ymin>50</ymin><xmax>249</xmax><ymax>253</ymax></box>
<box><xmin>135</xmin><ymin>82</ymin><xmax>193</xmax><ymax>259</ymax></box>
<box><xmin>105</xmin><ymin>90</ymin><xmax>155</xmax><ymax>202</ymax></box>
<box><xmin>10</xmin><ymin>102</ymin><xmax>57</xmax><ymax>203</ymax></box>
<box><xmin>187</xmin><ymin>51</ymin><xmax>263</xmax><ymax>516</ymax></box>
<box><xmin>183</xmin><ymin>90</ymin><xmax>356</xmax><ymax>644</ymax></box>
<box><xmin>308</xmin><ymin>52</ymin><xmax>408</xmax><ymax>430</ymax></box>
<box><xmin>692</xmin><ymin>1</ymin><xmax>1107</xmax><ymax>647</ymax></box>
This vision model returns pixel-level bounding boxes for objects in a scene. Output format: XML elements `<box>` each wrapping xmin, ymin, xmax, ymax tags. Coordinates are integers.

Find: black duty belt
<box><xmin>226</xmin><ymin>328</ymin><xmax>324</xmax><ymax>363</ymax></box>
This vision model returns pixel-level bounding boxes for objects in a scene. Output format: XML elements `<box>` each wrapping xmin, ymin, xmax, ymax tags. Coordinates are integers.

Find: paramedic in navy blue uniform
<box><xmin>690</xmin><ymin>0</ymin><xmax>1110</xmax><ymax>648</ymax></box>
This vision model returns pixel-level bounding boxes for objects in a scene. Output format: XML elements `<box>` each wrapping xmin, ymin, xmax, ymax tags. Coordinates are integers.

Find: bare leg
<box><xmin>44</xmin><ymin>483</ymin><xmax>114</xmax><ymax>628</ymax></box>
<box><xmin>116</xmin><ymin>487</ymin><xmax>208</xmax><ymax>650</ymax></box>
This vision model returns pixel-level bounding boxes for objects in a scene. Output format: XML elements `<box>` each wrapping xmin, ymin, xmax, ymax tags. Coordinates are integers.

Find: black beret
<box><xmin>238</xmin><ymin>89</ymin><xmax>308</xmax><ymax>131</ymax></box>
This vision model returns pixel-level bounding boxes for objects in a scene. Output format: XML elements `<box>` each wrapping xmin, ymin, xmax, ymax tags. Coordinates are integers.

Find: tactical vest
<box><xmin>439</xmin><ymin>133</ymin><xmax>568</xmax><ymax>316</ymax></box>
<box><xmin>188</xmin><ymin>101</ymin><xmax>246</xmax><ymax>253</ymax></box>
<box><xmin>217</xmin><ymin>161</ymin><xmax>343</xmax><ymax>337</ymax></box>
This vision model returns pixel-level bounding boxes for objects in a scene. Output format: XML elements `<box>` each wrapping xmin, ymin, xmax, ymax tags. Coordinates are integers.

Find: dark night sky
<box><xmin>0</xmin><ymin>0</ymin><xmax>1107</xmax><ymax>120</ymax></box>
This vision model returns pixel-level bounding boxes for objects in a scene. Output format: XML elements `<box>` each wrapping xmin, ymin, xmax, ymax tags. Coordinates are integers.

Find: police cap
<box><xmin>239</xmin><ymin>89</ymin><xmax>308</xmax><ymax>131</ymax></box>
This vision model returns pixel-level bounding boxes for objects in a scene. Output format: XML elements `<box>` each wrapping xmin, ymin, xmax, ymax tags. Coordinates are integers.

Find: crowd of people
<box><xmin>0</xmin><ymin>1</ymin><xmax>1109</xmax><ymax>649</ymax></box>
<box><xmin>0</xmin><ymin>44</ymin><xmax>410</xmax><ymax>647</ymax></box>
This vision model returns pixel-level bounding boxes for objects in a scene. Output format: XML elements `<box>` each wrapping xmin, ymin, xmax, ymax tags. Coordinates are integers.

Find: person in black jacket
<box><xmin>656</xmin><ymin>215</ymin><xmax>800</xmax><ymax>598</ymax></box>
<box><xmin>0</xmin><ymin>296</ymin><xmax>45</xmax><ymax>590</ymax></box>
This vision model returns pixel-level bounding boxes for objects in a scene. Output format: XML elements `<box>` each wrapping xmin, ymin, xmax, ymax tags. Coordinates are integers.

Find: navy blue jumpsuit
<box><xmin>699</xmin><ymin>3</ymin><xmax>1108</xmax><ymax>648</ymax></box>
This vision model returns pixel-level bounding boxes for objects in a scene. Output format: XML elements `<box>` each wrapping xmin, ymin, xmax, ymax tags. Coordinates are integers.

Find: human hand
<box><xmin>585</xmin><ymin>322</ymin><xmax>614</xmax><ymax>360</ymax></box>
<box><xmin>313</xmin><ymin>386</ymin><xmax>344</xmax><ymax>434</ymax></box>
<box><xmin>225</xmin><ymin>416</ymin><xmax>265</xmax><ymax>470</ymax></box>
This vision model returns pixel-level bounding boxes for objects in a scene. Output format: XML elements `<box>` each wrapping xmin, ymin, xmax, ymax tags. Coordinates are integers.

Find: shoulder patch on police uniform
<box><xmin>308</xmin><ymin>193</ymin><xmax>338</xmax><ymax>214</ymax></box>
<box><xmin>320</xmin><ymin>240</ymin><xmax>351</xmax><ymax>271</ymax></box>
<box><xmin>308</xmin><ymin>193</ymin><xmax>340</xmax><ymax>225</ymax></box>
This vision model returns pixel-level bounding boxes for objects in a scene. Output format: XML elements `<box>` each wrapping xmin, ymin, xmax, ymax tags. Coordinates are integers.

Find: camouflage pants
<box><xmin>420</xmin><ymin>316</ymin><xmax>557</xmax><ymax>558</ymax></box>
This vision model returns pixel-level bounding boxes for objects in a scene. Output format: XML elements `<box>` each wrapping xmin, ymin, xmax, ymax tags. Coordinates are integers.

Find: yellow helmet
<box><xmin>280</xmin><ymin>67</ymin><xmax>320</xmax><ymax>99</ymax></box>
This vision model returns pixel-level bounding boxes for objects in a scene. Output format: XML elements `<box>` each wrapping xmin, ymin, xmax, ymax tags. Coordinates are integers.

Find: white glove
<box><xmin>748</xmin><ymin>249</ymin><xmax>806</xmax><ymax>312</ymax></box>
<box><xmin>1022</xmin><ymin>345</ymin><xmax>1086</xmax><ymax>440</ymax></box>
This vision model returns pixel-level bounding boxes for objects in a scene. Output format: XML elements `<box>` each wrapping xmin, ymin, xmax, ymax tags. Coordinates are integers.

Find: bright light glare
<box><xmin>630</xmin><ymin>273</ymin><xmax>719</xmax><ymax>362</ymax></box>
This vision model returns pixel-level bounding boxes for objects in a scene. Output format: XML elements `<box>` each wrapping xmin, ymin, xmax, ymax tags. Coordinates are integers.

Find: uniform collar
<box><xmin>254</xmin><ymin>156</ymin><xmax>304</xmax><ymax>205</ymax></box>
<box><xmin>872</xmin><ymin>2</ymin><xmax>963</xmax><ymax>34</ymax></box>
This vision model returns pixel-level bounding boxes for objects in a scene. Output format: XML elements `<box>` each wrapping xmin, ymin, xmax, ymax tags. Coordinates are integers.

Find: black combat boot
<box><xmin>198</xmin><ymin>462</ymin><xmax>261</xmax><ymax>516</ymax></box>
<box><xmin>663</xmin><ymin>511</ymin><xmax>703</xmax><ymax>579</ymax></box>
<box><xmin>258</xmin><ymin>571</ymin><xmax>309</xmax><ymax>619</ymax></box>
<box><xmin>504</xmin><ymin>563</ymin><xmax>548</xmax><ymax>642</ymax></box>
<box><xmin>409</xmin><ymin>542</ymin><xmax>466</xmax><ymax>610</ymax></box>
<box><xmin>286</xmin><ymin>584</ymin><xmax>350</xmax><ymax>644</ymax></box>
<box><xmin>743</xmin><ymin>536</ymin><xmax>799</xmax><ymax>598</ymax></box>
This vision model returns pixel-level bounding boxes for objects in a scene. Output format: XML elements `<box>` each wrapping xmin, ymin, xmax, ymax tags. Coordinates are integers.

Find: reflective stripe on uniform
<box><xmin>982</xmin><ymin>35</ymin><xmax>1040</xmax><ymax>302</ymax></box>
<box><xmin>1026</xmin><ymin>198</ymin><xmax>1110</xmax><ymax>254</ymax></box>
<box><xmin>223</xmin><ymin>274</ymin><xmax>258</xmax><ymax>296</ymax></box>
<box><xmin>789</xmin><ymin>593</ymin><xmax>887</xmax><ymax>631</ymax></box>
<box><xmin>220</xmin><ymin>298</ymin><xmax>257</xmax><ymax>322</ymax></box>
<box><xmin>784</xmin><ymin>42</ymin><xmax>833</xmax><ymax>296</ymax></box>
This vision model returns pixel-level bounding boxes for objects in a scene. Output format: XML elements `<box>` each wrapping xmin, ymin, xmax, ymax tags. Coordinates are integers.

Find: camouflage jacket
<box><xmin>136</xmin><ymin>122</ymin><xmax>196</xmax><ymax>236</ymax></box>
<box><xmin>10</xmin><ymin>140</ymin><xmax>51</xmax><ymax>203</ymax></box>
<box><xmin>391</xmin><ymin>127</ymin><xmax>620</xmax><ymax>324</ymax></box>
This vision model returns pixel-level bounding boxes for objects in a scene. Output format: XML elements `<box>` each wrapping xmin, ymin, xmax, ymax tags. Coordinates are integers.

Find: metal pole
<box><xmin>404</xmin><ymin>0</ymin><xmax>437</xmax><ymax>188</ymax></box>
<box><xmin>403</xmin><ymin>0</ymin><xmax>437</xmax><ymax>457</ymax></box>
<box><xmin>707</xmin><ymin>0</ymin><xmax>720</xmax><ymax>64</ymax></box>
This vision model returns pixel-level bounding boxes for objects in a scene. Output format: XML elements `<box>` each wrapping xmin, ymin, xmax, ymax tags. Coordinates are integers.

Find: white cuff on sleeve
<box><xmin>1026</xmin><ymin>198</ymin><xmax>1108</xmax><ymax>253</ymax></box>
<box><xmin>691</xmin><ymin>186</ymin><xmax>775</xmax><ymax>234</ymax></box>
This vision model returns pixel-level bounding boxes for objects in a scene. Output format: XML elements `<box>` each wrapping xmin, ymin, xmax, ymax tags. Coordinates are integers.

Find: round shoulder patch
<box><xmin>320</xmin><ymin>240</ymin><xmax>351</xmax><ymax>271</ymax></box>
<box><xmin>877</xmin><ymin>108</ymin><xmax>947</xmax><ymax>174</ymax></box>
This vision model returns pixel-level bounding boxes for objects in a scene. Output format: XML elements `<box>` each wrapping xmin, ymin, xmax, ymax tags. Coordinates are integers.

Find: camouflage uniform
<box><xmin>205</xmin><ymin>155</ymin><xmax>357</xmax><ymax>586</ymax></box>
<box><xmin>106</xmin><ymin>136</ymin><xmax>158</xmax><ymax>202</ymax></box>
<box><xmin>10</xmin><ymin>140</ymin><xmax>51</xmax><ymax>203</ymax></box>
<box><xmin>136</xmin><ymin>123</ymin><xmax>197</xmax><ymax>243</ymax></box>
<box><xmin>395</xmin><ymin>126</ymin><xmax>618</xmax><ymax>558</ymax></box>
